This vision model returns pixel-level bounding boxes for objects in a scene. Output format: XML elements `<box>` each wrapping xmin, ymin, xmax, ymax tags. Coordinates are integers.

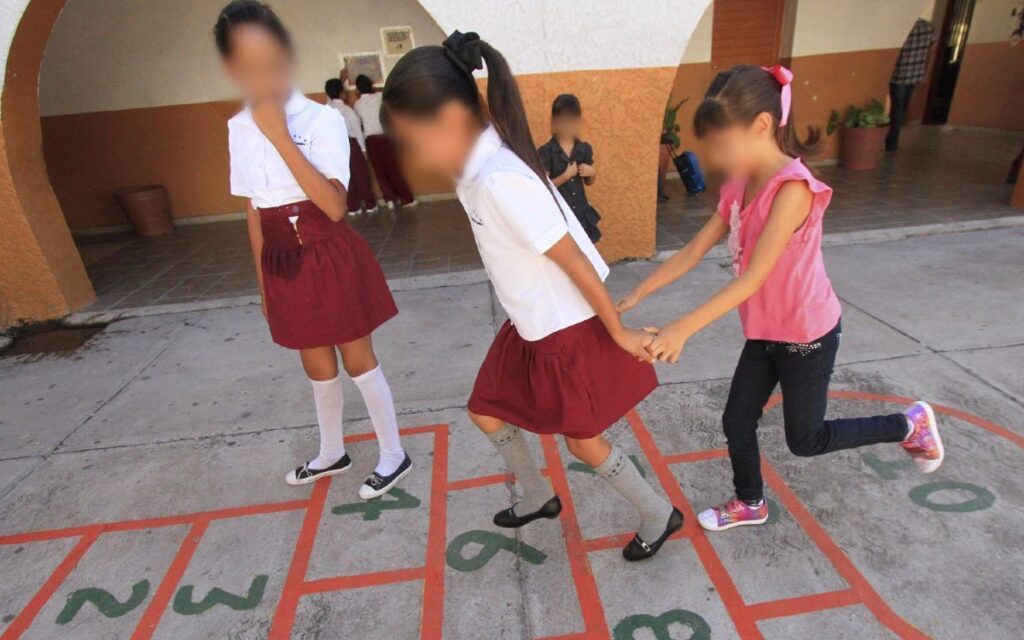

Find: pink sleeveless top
<box><xmin>718</xmin><ymin>158</ymin><xmax>841</xmax><ymax>343</ymax></box>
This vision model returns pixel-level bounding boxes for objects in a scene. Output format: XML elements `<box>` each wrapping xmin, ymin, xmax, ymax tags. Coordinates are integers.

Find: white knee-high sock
<box><xmin>351</xmin><ymin>365</ymin><xmax>405</xmax><ymax>476</ymax></box>
<box><xmin>309</xmin><ymin>375</ymin><xmax>345</xmax><ymax>470</ymax></box>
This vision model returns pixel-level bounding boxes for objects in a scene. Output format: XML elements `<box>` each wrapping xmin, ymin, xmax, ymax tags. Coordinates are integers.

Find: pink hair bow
<box><xmin>762</xmin><ymin>65</ymin><xmax>793</xmax><ymax>127</ymax></box>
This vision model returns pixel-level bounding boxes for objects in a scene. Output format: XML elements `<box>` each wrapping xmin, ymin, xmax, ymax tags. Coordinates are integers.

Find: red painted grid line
<box><xmin>0</xmin><ymin>530</ymin><xmax>99</xmax><ymax>640</ymax></box>
<box><xmin>625</xmin><ymin>410</ymin><xmax>762</xmax><ymax>638</ymax></box>
<box><xmin>133</xmin><ymin>518</ymin><xmax>210</xmax><ymax>639</ymax></box>
<box><xmin>420</xmin><ymin>425</ymin><xmax>450</xmax><ymax>639</ymax></box>
<box><xmin>539</xmin><ymin>434</ymin><xmax>611</xmax><ymax>639</ymax></box>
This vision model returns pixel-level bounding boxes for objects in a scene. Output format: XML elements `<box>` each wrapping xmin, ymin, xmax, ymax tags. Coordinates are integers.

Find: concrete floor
<box><xmin>3</xmin><ymin>225</ymin><xmax>1023</xmax><ymax>639</ymax></box>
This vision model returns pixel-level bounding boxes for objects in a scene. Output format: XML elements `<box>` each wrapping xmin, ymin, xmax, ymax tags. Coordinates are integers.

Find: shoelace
<box><xmin>368</xmin><ymin>475</ymin><xmax>382</xmax><ymax>487</ymax></box>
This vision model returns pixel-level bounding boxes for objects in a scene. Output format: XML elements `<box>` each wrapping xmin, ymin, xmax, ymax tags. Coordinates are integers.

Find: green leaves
<box><xmin>828</xmin><ymin>99</ymin><xmax>891</xmax><ymax>134</ymax></box>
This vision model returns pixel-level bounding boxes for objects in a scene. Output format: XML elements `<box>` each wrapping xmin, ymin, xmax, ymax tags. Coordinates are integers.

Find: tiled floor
<box><xmin>76</xmin><ymin>125</ymin><xmax>1022</xmax><ymax>311</ymax></box>
<box><xmin>77</xmin><ymin>202</ymin><xmax>482</xmax><ymax>311</ymax></box>
<box><xmin>656</xmin><ymin>125</ymin><xmax>1024</xmax><ymax>250</ymax></box>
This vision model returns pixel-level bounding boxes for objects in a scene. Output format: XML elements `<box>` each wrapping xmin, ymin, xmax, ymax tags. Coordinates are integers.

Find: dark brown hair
<box><xmin>693</xmin><ymin>65</ymin><xmax>821</xmax><ymax>158</ymax></box>
<box><xmin>551</xmin><ymin>93</ymin><xmax>581</xmax><ymax>117</ymax></box>
<box><xmin>213</xmin><ymin>1</ymin><xmax>291</xmax><ymax>58</ymax></box>
<box><xmin>381</xmin><ymin>35</ymin><xmax>548</xmax><ymax>188</ymax></box>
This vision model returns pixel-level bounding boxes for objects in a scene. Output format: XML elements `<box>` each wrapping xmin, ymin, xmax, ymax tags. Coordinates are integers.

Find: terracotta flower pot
<box><xmin>840</xmin><ymin>126</ymin><xmax>889</xmax><ymax>171</ymax></box>
<box><xmin>114</xmin><ymin>185</ymin><xmax>173</xmax><ymax>237</ymax></box>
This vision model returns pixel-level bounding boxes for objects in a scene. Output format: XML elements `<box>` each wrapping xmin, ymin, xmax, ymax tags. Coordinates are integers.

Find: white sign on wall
<box><xmin>340</xmin><ymin>51</ymin><xmax>386</xmax><ymax>88</ymax></box>
<box><xmin>381</xmin><ymin>26</ymin><xmax>415</xmax><ymax>56</ymax></box>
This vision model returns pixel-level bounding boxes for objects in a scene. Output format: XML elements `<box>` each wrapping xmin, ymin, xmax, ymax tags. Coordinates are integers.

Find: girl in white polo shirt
<box><xmin>382</xmin><ymin>31</ymin><xmax>683</xmax><ymax>561</ymax></box>
<box><xmin>215</xmin><ymin>0</ymin><xmax>409</xmax><ymax>499</ymax></box>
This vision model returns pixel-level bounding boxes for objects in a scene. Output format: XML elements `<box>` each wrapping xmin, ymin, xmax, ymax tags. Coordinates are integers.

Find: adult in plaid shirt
<box><xmin>887</xmin><ymin>18</ymin><xmax>936</xmax><ymax>151</ymax></box>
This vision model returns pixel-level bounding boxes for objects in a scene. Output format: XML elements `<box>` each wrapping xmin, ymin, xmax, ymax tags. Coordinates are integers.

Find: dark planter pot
<box><xmin>114</xmin><ymin>185</ymin><xmax>173</xmax><ymax>237</ymax></box>
<box><xmin>840</xmin><ymin>126</ymin><xmax>889</xmax><ymax>171</ymax></box>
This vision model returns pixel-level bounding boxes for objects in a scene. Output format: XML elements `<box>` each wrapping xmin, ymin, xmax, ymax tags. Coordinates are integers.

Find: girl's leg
<box><xmin>298</xmin><ymin>347</ymin><xmax>346</xmax><ymax>470</ymax></box>
<box><xmin>469</xmin><ymin>410</ymin><xmax>554</xmax><ymax>515</ymax></box>
<box><xmin>338</xmin><ymin>335</ymin><xmax>406</xmax><ymax>477</ymax></box>
<box><xmin>721</xmin><ymin>340</ymin><xmax>779</xmax><ymax>504</ymax></box>
<box><xmin>566</xmin><ymin>434</ymin><xmax>675</xmax><ymax>545</ymax></box>
<box><xmin>773</xmin><ymin>326</ymin><xmax>908</xmax><ymax>457</ymax></box>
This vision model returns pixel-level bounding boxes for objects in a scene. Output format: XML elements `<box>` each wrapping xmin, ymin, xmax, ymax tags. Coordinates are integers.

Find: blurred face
<box><xmin>386</xmin><ymin>101</ymin><xmax>481</xmax><ymax>179</ymax></box>
<box><xmin>551</xmin><ymin>112</ymin><xmax>581</xmax><ymax>139</ymax></box>
<box><xmin>221</xmin><ymin>24</ymin><xmax>294</xmax><ymax>105</ymax></box>
<box><xmin>700</xmin><ymin>112</ymin><xmax>776</xmax><ymax>180</ymax></box>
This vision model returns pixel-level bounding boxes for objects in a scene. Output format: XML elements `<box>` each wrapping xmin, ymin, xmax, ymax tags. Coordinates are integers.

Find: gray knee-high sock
<box><xmin>487</xmin><ymin>425</ymin><xmax>553</xmax><ymax>514</ymax></box>
<box><xmin>594</xmin><ymin>445</ymin><xmax>674</xmax><ymax>542</ymax></box>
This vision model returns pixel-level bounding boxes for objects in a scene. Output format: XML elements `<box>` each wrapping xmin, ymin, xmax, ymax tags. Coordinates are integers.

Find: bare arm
<box><xmin>245</xmin><ymin>201</ymin><xmax>267</xmax><ymax>315</ymax></box>
<box><xmin>616</xmin><ymin>213</ymin><xmax>728</xmax><ymax>312</ymax></box>
<box><xmin>551</xmin><ymin>162</ymin><xmax>578</xmax><ymax>188</ymax></box>
<box><xmin>252</xmin><ymin>102</ymin><xmax>348</xmax><ymax>222</ymax></box>
<box><xmin>544</xmin><ymin>233</ymin><xmax>655</xmax><ymax>363</ymax></box>
<box><xmin>647</xmin><ymin>182</ymin><xmax>814</xmax><ymax>363</ymax></box>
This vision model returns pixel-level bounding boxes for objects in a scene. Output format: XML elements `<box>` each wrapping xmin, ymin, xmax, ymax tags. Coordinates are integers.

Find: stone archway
<box><xmin>0</xmin><ymin>0</ymin><xmax>92</xmax><ymax>328</ymax></box>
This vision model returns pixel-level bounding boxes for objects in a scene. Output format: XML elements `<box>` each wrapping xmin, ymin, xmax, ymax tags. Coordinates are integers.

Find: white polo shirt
<box><xmin>328</xmin><ymin>98</ymin><xmax>366</xmax><ymax>151</ymax></box>
<box><xmin>228</xmin><ymin>90</ymin><xmax>350</xmax><ymax>209</ymax></box>
<box><xmin>353</xmin><ymin>92</ymin><xmax>385</xmax><ymax>137</ymax></box>
<box><xmin>456</xmin><ymin>126</ymin><xmax>609</xmax><ymax>341</ymax></box>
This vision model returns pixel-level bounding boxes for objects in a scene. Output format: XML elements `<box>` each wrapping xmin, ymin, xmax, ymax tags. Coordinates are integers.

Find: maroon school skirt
<box><xmin>468</xmin><ymin>316</ymin><xmax>658</xmax><ymax>439</ymax></box>
<box><xmin>347</xmin><ymin>139</ymin><xmax>376</xmax><ymax>211</ymax></box>
<box><xmin>258</xmin><ymin>200</ymin><xmax>397</xmax><ymax>350</ymax></box>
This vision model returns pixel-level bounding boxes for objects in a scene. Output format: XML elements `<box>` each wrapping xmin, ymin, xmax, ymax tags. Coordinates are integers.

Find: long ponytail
<box><xmin>381</xmin><ymin>32</ymin><xmax>547</xmax><ymax>186</ymax></box>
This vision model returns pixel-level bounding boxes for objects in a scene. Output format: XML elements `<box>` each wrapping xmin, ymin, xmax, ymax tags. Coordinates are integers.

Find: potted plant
<box><xmin>659</xmin><ymin>98</ymin><xmax>688</xmax><ymax>199</ymax></box>
<box><xmin>827</xmin><ymin>100</ymin><xmax>890</xmax><ymax>171</ymax></box>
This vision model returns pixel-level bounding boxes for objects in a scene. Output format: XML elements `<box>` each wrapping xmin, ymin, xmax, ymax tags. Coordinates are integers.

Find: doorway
<box><xmin>923</xmin><ymin>0</ymin><xmax>976</xmax><ymax>124</ymax></box>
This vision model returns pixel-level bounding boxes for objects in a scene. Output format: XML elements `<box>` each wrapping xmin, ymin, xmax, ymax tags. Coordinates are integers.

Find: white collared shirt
<box><xmin>456</xmin><ymin>126</ymin><xmax>609</xmax><ymax>341</ymax></box>
<box><xmin>228</xmin><ymin>90</ymin><xmax>350</xmax><ymax>209</ymax></box>
<box><xmin>328</xmin><ymin>98</ymin><xmax>366</xmax><ymax>151</ymax></box>
<box><xmin>353</xmin><ymin>92</ymin><xmax>385</xmax><ymax>137</ymax></box>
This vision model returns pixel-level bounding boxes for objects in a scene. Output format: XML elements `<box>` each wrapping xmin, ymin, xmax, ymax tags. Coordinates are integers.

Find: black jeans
<box><xmin>886</xmin><ymin>82</ymin><xmax>917</xmax><ymax>151</ymax></box>
<box><xmin>722</xmin><ymin>321</ymin><xmax>907</xmax><ymax>502</ymax></box>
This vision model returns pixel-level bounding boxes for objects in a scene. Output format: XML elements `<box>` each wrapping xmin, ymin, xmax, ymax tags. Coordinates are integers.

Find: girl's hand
<box><xmin>613</xmin><ymin>327</ymin><xmax>656</xmax><ymax>364</ymax></box>
<box><xmin>615</xmin><ymin>290</ymin><xmax>642</xmax><ymax>313</ymax></box>
<box><xmin>562</xmin><ymin>161</ymin><xmax>579</xmax><ymax>180</ymax></box>
<box><xmin>252</xmin><ymin>101</ymin><xmax>290</xmax><ymax>144</ymax></box>
<box><xmin>578</xmin><ymin>163</ymin><xmax>596</xmax><ymax>178</ymax></box>
<box><xmin>644</xmin><ymin>322</ymin><xmax>688</xmax><ymax>364</ymax></box>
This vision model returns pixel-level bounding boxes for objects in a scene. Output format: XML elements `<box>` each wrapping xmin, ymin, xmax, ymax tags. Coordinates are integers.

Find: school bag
<box><xmin>672</xmin><ymin>149</ymin><xmax>707</xmax><ymax>195</ymax></box>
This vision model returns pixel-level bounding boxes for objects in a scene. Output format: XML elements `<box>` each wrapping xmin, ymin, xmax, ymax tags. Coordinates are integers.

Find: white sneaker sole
<box><xmin>285</xmin><ymin>462</ymin><xmax>351</xmax><ymax>486</ymax></box>
<box><xmin>698</xmin><ymin>512</ymin><xmax>769</xmax><ymax>532</ymax></box>
<box><xmin>358</xmin><ymin>463</ymin><xmax>413</xmax><ymax>500</ymax></box>
<box><xmin>911</xmin><ymin>401</ymin><xmax>944</xmax><ymax>474</ymax></box>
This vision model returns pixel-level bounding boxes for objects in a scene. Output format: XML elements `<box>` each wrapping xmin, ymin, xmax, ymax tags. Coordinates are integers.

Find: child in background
<box><xmin>617</xmin><ymin>65</ymin><xmax>944</xmax><ymax>531</ymax></box>
<box><xmin>538</xmin><ymin>94</ymin><xmax>601</xmax><ymax>243</ymax></box>
<box><xmin>325</xmin><ymin>77</ymin><xmax>376</xmax><ymax>214</ymax></box>
<box><xmin>382</xmin><ymin>31</ymin><xmax>682</xmax><ymax>560</ymax></box>
<box><xmin>217</xmin><ymin>0</ymin><xmax>410</xmax><ymax>498</ymax></box>
<box><xmin>353</xmin><ymin>74</ymin><xmax>418</xmax><ymax>210</ymax></box>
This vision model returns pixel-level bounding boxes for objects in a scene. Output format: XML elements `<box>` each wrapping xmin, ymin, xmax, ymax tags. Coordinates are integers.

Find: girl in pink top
<box><xmin>618</xmin><ymin>65</ymin><xmax>945</xmax><ymax>532</ymax></box>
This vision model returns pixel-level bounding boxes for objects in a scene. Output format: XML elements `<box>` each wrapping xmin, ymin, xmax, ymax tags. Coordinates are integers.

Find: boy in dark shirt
<box><xmin>538</xmin><ymin>94</ymin><xmax>601</xmax><ymax>243</ymax></box>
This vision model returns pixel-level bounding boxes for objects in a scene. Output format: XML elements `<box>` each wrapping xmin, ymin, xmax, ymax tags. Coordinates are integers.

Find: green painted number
<box><xmin>613</xmin><ymin>609</ymin><xmax>712</xmax><ymax>640</ymax></box>
<box><xmin>909</xmin><ymin>481</ymin><xmax>995</xmax><ymax>513</ymax></box>
<box><xmin>569</xmin><ymin>454</ymin><xmax>647</xmax><ymax>478</ymax></box>
<box><xmin>56</xmin><ymin>580</ymin><xmax>150</xmax><ymax>625</ymax></box>
<box><xmin>861</xmin><ymin>452</ymin><xmax>914</xmax><ymax>480</ymax></box>
<box><xmin>331</xmin><ymin>487</ymin><xmax>421</xmax><ymax>521</ymax></box>
<box><xmin>445</xmin><ymin>530</ymin><xmax>546</xmax><ymax>572</ymax></box>
<box><xmin>172</xmin><ymin>574</ymin><xmax>268</xmax><ymax>615</ymax></box>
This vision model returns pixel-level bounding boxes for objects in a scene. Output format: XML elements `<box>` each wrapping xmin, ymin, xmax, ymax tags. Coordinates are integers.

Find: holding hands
<box><xmin>615</xmin><ymin>289</ymin><xmax>689</xmax><ymax>364</ymax></box>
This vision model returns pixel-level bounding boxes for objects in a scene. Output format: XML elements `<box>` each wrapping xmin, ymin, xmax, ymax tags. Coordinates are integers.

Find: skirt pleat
<box><xmin>468</xmin><ymin>316</ymin><xmax>658</xmax><ymax>439</ymax></box>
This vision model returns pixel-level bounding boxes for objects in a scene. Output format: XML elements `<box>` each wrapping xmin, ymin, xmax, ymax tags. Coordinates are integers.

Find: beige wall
<box><xmin>967</xmin><ymin>0</ymin><xmax>1022</xmax><ymax>43</ymax></box>
<box><xmin>790</xmin><ymin>1</ymin><xmax>931</xmax><ymax>56</ymax></box>
<box><xmin>39</xmin><ymin>0</ymin><xmax>446</xmax><ymax>116</ymax></box>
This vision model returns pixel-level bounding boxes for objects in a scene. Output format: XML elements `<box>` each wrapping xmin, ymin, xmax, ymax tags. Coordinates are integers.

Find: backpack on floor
<box><xmin>672</xmin><ymin>149</ymin><xmax>707</xmax><ymax>195</ymax></box>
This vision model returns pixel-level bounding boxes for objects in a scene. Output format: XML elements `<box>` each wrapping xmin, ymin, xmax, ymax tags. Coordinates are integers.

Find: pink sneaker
<box><xmin>901</xmin><ymin>401</ymin><xmax>944</xmax><ymax>473</ymax></box>
<box><xmin>697</xmin><ymin>497</ymin><xmax>769</xmax><ymax>532</ymax></box>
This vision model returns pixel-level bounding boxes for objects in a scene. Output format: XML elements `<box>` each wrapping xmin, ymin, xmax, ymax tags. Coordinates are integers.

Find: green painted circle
<box><xmin>908</xmin><ymin>481</ymin><xmax>995</xmax><ymax>513</ymax></box>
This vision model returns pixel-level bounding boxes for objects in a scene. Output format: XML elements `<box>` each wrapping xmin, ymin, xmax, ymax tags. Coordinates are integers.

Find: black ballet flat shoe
<box><xmin>493</xmin><ymin>496</ymin><xmax>562</xmax><ymax>529</ymax></box>
<box><xmin>622</xmin><ymin>507</ymin><xmax>684</xmax><ymax>562</ymax></box>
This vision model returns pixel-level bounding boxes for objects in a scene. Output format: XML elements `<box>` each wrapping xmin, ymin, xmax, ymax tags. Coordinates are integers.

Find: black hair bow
<box><xmin>443</xmin><ymin>30</ymin><xmax>483</xmax><ymax>76</ymax></box>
